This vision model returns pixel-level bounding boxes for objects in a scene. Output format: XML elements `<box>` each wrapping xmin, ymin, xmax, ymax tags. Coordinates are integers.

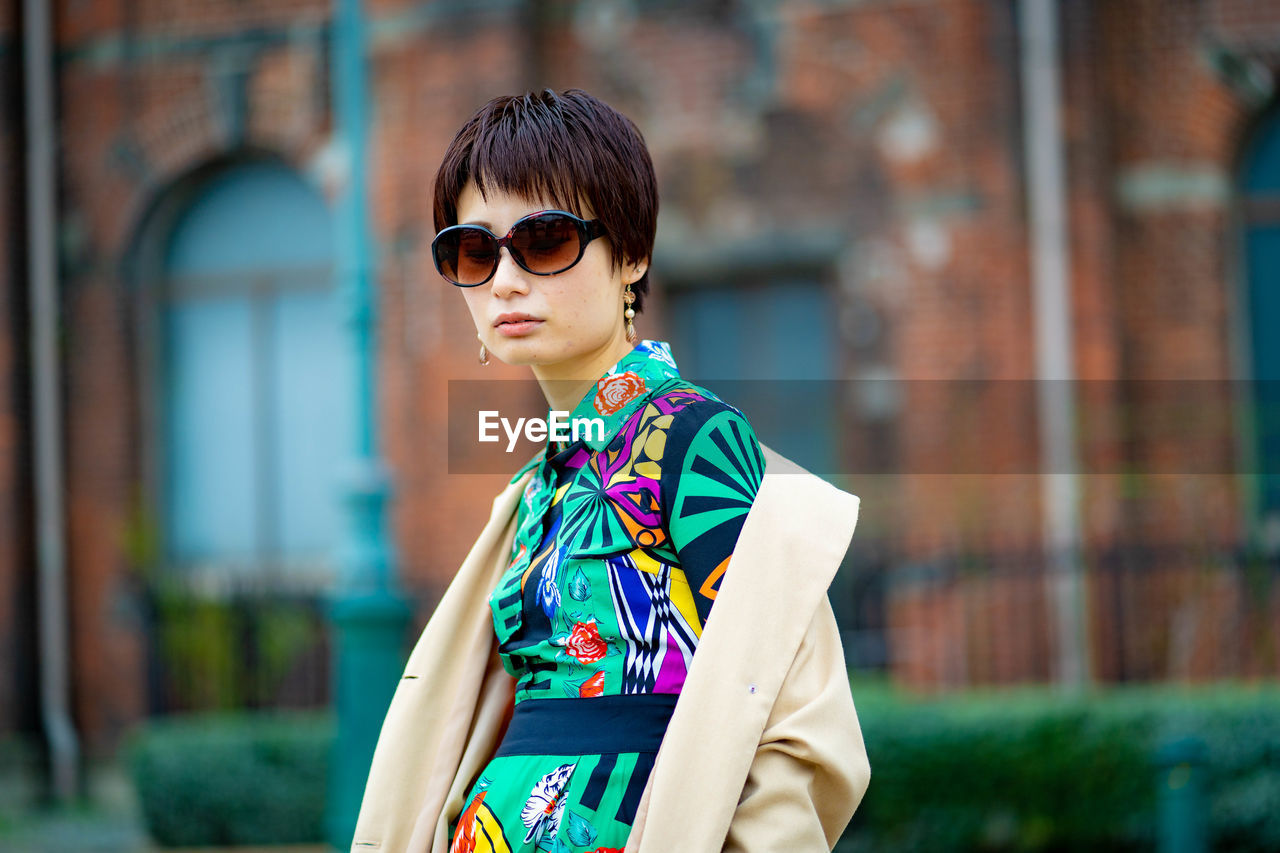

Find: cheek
<box><xmin>579</xmin><ymin>263</ymin><xmax>624</xmax><ymax>321</ymax></box>
<box><xmin>560</xmin><ymin>285</ymin><xmax>616</xmax><ymax>331</ymax></box>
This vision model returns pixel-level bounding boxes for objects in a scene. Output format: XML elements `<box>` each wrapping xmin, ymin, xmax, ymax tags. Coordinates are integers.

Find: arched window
<box><xmin>157</xmin><ymin>159</ymin><xmax>349</xmax><ymax>586</ymax></box>
<box><xmin>1240</xmin><ymin>105</ymin><xmax>1280</xmax><ymax>548</ymax></box>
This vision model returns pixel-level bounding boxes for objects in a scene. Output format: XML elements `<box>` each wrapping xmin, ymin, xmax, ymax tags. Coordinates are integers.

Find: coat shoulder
<box><xmin>757</xmin><ymin>442</ymin><xmax>860</xmax><ymax>513</ymax></box>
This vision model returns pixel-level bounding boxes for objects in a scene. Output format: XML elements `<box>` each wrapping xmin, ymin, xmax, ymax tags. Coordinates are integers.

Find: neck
<box><xmin>533</xmin><ymin>333</ymin><xmax>635</xmax><ymax>414</ymax></box>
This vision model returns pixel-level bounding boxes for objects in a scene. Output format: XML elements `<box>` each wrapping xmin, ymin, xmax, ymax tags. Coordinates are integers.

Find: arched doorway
<box><xmin>133</xmin><ymin>157</ymin><xmax>348</xmax><ymax>711</ymax></box>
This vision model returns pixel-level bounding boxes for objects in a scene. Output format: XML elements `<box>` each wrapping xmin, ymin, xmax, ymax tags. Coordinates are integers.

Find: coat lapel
<box><xmin>625</xmin><ymin>443</ymin><xmax>861</xmax><ymax>852</ymax></box>
<box><xmin>352</xmin><ymin>472</ymin><xmax>532</xmax><ymax>853</ymax></box>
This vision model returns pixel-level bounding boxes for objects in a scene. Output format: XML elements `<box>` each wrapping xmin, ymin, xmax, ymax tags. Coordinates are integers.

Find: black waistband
<box><xmin>492</xmin><ymin>693</ymin><xmax>679</xmax><ymax>758</ymax></box>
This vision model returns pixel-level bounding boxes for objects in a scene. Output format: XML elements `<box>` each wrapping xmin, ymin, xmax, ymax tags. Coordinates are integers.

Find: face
<box><xmin>453</xmin><ymin>180</ymin><xmax>646</xmax><ymax>378</ymax></box>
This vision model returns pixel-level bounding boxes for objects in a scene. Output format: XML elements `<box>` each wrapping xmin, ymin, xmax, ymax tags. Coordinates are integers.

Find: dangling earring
<box><xmin>478</xmin><ymin>342</ymin><xmax>489</xmax><ymax>365</ymax></box>
<box><xmin>623</xmin><ymin>284</ymin><xmax>637</xmax><ymax>343</ymax></box>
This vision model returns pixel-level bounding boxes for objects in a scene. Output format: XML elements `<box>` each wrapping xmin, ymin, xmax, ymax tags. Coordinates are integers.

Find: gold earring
<box><xmin>479</xmin><ymin>342</ymin><xmax>489</xmax><ymax>365</ymax></box>
<box><xmin>623</xmin><ymin>285</ymin><xmax>637</xmax><ymax>343</ymax></box>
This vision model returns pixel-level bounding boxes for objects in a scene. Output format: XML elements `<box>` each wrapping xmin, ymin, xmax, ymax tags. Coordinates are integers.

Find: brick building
<box><xmin>2</xmin><ymin>0</ymin><xmax>1279</xmax><ymax>758</ymax></box>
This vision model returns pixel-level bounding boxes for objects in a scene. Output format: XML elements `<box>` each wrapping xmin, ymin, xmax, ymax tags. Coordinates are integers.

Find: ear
<box><xmin>625</xmin><ymin>260</ymin><xmax>649</xmax><ymax>286</ymax></box>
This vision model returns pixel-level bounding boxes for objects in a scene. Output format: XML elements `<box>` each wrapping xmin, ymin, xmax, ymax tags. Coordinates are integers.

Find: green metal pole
<box><xmin>327</xmin><ymin>0</ymin><xmax>411</xmax><ymax>848</ymax></box>
<box><xmin>1156</xmin><ymin>735</ymin><xmax>1207</xmax><ymax>853</ymax></box>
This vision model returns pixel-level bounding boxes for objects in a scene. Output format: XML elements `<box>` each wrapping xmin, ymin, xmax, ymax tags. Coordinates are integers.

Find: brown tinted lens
<box><xmin>434</xmin><ymin>233</ymin><xmax>460</xmax><ymax>280</ymax></box>
<box><xmin>511</xmin><ymin>214</ymin><xmax>582</xmax><ymax>274</ymax></box>
<box><xmin>444</xmin><ymin>228</ymin><xmax>497</xmax><ymax>284</ymax></box>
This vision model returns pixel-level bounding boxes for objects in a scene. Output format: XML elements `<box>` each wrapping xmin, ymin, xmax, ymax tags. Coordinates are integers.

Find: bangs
<box><xmin>465</xmin><ymin>100</ymin><xmax>595</xmax><ymax>219</ymax></box>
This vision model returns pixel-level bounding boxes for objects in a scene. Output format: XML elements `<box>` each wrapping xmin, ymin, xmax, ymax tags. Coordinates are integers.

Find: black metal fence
<box><xmin>139</xmin><ymin>578</ymin><xmax>332</xmax><ymax>714</ymax></box>
<box><xmin>134</xmin><ymin>537</ymin><xmax>1280</xmax><ymax>714</ymax></box>
<box><xmin>839</xmin><ymin>537</ymin><xmax>1280</xmax><ymax>686</ymax></box>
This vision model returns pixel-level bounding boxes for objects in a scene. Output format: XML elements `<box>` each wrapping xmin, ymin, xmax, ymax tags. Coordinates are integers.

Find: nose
<box><xmin>489</xmin><ymin>246</ymin><xmax>530</xmax><ymax>298</ymax></box>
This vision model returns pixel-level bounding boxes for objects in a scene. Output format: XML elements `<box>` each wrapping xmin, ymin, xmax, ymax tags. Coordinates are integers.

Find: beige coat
<box><xmin>352</xmin><ymin>444</ymin><xmax>870</xmax><ymax>852</ymax></box>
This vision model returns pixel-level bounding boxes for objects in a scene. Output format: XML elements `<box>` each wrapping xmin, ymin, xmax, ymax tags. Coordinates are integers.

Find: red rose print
<box><xmin>579</xmin><ymin>670</ymin><xmax>605</xmax><ymax>698</ymax></box>
<box><xmin>566</xmin><ymin>620</ymin><xmax>608</xmax><ymax>664</ymax></box>
<box><xmin>591</xmin><ymin>848</ymin><xmax>624</xmax><ymax>853</ymax></box>
<box><xmin>593</xmin><ymin>371</ymin><xmax>647</xmax><ymax>416</ymax></box>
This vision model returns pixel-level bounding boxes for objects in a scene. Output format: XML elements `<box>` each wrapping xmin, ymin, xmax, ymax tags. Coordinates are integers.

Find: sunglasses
<box><xmin>431</xmin><ymin>209</ymin><xmax>607</xmax><ymax>287</ymax></box>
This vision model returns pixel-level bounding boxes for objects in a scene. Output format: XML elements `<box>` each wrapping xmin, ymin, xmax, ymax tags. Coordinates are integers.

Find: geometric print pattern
<box><xmin>664</xmin><ymin>407</ymin><xmax>766</xmax><ymax>618</ymax></box>
<box><xmin>487</xmin><ymin>340</ymin><xmax>764</xmax><ymax>701</ymax></box>
<box><xmin>606</xmin><ymin>554</ymin><xmax>700</xmax><ymax>694</ymax></box>
<box><xmin>456</xmin><ymin>340</ymin><xmax>764</xmax><ymax>852</ymax></box>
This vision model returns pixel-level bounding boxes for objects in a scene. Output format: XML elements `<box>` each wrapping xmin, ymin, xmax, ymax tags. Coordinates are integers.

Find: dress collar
<box><xmin>507</xmin><ymin>339</ymin><xmax>683</xmax><ymax>483</ymax></box>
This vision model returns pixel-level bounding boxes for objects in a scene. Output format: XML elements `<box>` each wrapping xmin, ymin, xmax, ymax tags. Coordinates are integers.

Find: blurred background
<box><xmin>2</xmin><ymin>0</ymin><xmax>1279</xmax><ymax>850</ymax></box>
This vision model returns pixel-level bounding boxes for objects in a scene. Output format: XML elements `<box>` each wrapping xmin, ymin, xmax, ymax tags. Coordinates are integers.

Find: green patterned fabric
<box><xmin>450</xmin><ymin>751</ymin><xmax>653</xmax><ymax>853</ymax></box>
<box><xmin>450</xmin><ymin>340</ymin><xmax>764</xmax><ymax>853</ymax></box>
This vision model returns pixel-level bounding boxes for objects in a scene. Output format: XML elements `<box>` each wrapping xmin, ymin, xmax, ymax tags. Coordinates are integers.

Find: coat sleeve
<box><xmin>722</xmin><ymin>594</ymin><xmax>871</xmax><ymax>852</ymax></box>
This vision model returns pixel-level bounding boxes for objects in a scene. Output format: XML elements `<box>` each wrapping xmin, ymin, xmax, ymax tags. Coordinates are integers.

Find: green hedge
<box><xmin>126</xmin><ymin>711</ymin><xmax>333</xmax><ymax>847</ymax></box>
<box><xmin>125</xmin><ymin>684</ymin><xmax>1280</xmax><ymax>850</ymax></box>
<box><xmin>842</xmin><ymin>680</ymin><xmax>1280</xmax><ymax>853</ymax></box>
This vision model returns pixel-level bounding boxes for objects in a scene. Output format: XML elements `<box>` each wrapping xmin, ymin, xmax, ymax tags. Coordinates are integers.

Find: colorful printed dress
<box><xmin>448</xmin><ymin>340</ymin><xmax>765</xmax><ymax>853</ymax></box>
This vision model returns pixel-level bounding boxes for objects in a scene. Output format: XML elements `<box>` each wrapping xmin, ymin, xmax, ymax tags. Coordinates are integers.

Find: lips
<box><xmin>493</xmin><ymin>312</ymin><xmax>542</xmax><ymax>327</ymax></box>
<box><xmin>492</xmin><ymin>312</ymin><xmax>544</xmax><ymax>338</ymax></box>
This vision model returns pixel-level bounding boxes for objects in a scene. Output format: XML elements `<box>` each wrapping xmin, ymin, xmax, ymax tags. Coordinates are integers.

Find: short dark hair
<box><xmin>432</xmin><ymin>88</ymin><xmax>659</xmax><ymax>312</ymax></box>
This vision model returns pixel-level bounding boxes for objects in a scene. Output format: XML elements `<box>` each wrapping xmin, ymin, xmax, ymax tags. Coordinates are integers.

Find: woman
<box><xmin>352</xmin><ymin>89</ymin><xmax>869</xmax><ymax>853</ymax></box>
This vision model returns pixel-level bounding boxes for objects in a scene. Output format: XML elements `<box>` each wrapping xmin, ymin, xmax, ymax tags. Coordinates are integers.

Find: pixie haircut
<box><xmin>432</xmin><ymin>88</ymin><xmax>659</xmax><ymax>312</ymax></box>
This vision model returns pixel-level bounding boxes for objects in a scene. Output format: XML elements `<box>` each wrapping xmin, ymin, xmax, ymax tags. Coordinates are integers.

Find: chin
<box><xmin>488</xmin><ymin>338</ymin><xmax>547</xmax><ymax>365</ymax></box>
